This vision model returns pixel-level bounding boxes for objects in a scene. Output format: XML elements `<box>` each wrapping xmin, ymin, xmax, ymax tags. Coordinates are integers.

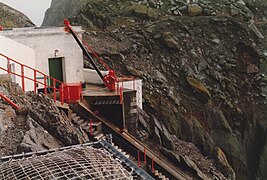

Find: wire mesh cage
<box><xmin>0</xmin><ymin>145</ymin><xmax>134</xmax><ymax>180</ymax></box>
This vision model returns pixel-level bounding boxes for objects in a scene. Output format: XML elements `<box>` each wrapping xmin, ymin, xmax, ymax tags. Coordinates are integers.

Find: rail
<box><xmin>115</xmin><ymin>75</ymin><xmax>137</xmax><ymax>104</ymax></box>
<box><xmin>0</xmin><ymin>53</ymin><xmax>70</xmax><ymax>104</ymax></box>
<box><xmin>75</xmin><ymin>102</ymin><xmax>191</xmax><ymax>180</ymax></box>
<box><xmin>0</xmin><ymin>92</ymin><xmax>20</xmax><ymax>110</ymax></box>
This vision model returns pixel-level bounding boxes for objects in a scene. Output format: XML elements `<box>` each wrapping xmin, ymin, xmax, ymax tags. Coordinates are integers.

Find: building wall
<box><xmin>83</xmin><ymin>69</ymin><xmax>108</xmax><ymax>84</ymax></box>
<box><xmin>0</xmin><ymin>27</ymin><xmax>84</xmax><ymax>86</ymax></box>
<box><xmin>122</xmin><ymin>79</ymin><xmax>142</xmax><ymax>109</ymax></box>
<box><xmin>0</xmin><ymin>35</ymin><xmax>35</xmax><ymax>91</ymax></box>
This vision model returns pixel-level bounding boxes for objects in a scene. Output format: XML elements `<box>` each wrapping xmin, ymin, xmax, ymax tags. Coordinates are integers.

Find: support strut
<box><xmin>64</xmin><ymin>19</ymin><xmax>117</xmax><ymax>91</ymax></box>
<box><xmin>64</xmin><ymin>19</ymin><xmax>104</xmax><ymax>80</ymax></box>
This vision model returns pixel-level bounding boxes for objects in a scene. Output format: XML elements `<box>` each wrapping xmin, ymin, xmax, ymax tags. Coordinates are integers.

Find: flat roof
<box><xmin>0</xmin><ymin>26</ymin><xmax>84</xmax><ymax>37</ymax></box>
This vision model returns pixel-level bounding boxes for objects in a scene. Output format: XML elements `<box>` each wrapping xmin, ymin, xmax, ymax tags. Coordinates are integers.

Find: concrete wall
<box><xmin>83</xmin><ymin>68</ymin><xmax>108</xmax><ymax>84</ymax></box>
<box><xmin>0</xmin><ymin>35</ymin><xmax>35</xmax><ymax>91</ymax></box>
<box><xmin>0</xmin><ymin>27</ymin><xmax>84</xmax><ymax>86</ymax></box>
<box><xmin>121</xmin><ymin>79</ymin><xmax>142</xmax><ymax>109</ymax></box>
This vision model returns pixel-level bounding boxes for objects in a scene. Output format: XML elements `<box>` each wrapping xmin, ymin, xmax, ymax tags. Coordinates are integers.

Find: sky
<box><xmin>0</xmin><ymin>0</ymin><xmax>52</xmax><ymax>26</ymax></box>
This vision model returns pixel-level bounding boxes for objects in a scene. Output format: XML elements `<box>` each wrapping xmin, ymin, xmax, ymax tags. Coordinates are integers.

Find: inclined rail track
<box><xmin>72</xmin><ymin>102</ymin><xmax>191</xmax><ymax>180</ymax></box>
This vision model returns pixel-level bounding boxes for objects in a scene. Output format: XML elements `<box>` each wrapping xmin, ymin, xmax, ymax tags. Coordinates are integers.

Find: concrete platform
<box><xmin>83</xmin><ymin>83</ymin><xmax>135</xmax><ymax>97</ymax></box>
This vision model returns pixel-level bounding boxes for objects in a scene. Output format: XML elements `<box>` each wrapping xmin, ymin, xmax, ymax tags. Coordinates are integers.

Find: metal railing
<box><xmin>115</xmin><ymin>76</ymin><xmax>136</xmax><ymax>104</ymax></box>
<box><xmin>0</xmin><ymin>53</ymin><xmax>68</xmax><ymax>104</ymax></box>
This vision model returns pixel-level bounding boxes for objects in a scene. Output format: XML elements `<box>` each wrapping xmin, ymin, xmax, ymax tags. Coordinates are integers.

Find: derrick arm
<box><xmin>64</xmin><ymin>19</ymin><xmax>117</xmax><ymax>91</ymax></box>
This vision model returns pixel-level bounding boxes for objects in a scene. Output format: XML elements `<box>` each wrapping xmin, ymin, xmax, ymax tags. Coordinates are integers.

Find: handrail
<box><xmin>115</xmin><ymin>75</ymin><xmax>136</xmax><ymax>104</ymax></box>
<box><xmin>0</xmin><ymin>53</ymin><xmax>69</xmax><ymax>104</ymax></box>
<box><xmin>0</xmin><ymin>92</ymin><xmax>20</xmax><ymax>110</ymax></box>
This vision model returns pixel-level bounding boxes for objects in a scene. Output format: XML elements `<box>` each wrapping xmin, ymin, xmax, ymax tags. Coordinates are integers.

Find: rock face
<box><xmin>122</xmin><ymin>2</ymin><xmax>159</xmax><ymax>20</ymax></box>
<box><xmin>0</xmin><ymin>81</ymin><xmax>89</xmax><ymax>156</ymax></box>
<box><xmin>41</xmin><ymin>0</ymin><xmax>267</xmax><ymax>179</ymax></box>
<box><xmin>0</xmin><ymin>2</ymin><xmax>34</xmax><ymax>28</ymax></box>
<box><xmin>42</xmin><ymin>0</ymin><xmax>86</xmax><ymax>26</ymax></box>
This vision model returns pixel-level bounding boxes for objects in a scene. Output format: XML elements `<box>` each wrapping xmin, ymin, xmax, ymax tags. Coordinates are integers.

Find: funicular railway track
<box><xmin>72</xmin><ymin>102</ymin><xmax>191</xmax><ymax>180</ymax></box>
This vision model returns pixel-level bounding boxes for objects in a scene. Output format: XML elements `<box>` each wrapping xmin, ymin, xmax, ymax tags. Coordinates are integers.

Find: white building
<box><xmin>0</xmin><ymin>26</ymin><xmax>142</xmax><ymax>109</ymax></box>
<box><xmin>0</xmin><ymin>26</ymin><xmax>84</xmax><ymax>91</ymax></box>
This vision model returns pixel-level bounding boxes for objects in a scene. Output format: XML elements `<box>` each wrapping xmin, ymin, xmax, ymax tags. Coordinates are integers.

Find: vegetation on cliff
<box><xmin>0</xmin><ymin>2</ymin><xmax>34</xmax><ymax>28</ymax></box>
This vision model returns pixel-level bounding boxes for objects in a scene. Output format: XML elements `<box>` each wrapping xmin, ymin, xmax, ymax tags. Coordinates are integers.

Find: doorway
<box><xmin>48</xmin><ymin>58</ymin><xmax>64</xmax><ymax>88</ymax></box>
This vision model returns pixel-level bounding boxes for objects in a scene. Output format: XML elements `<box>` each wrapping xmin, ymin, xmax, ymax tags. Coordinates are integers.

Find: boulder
<box><xmin>214</xmin><ymin>147</ymin><xmax>236</xmax><ymax>180</ymax></box>
<box><xmin>188</xmin><ymin>4</ymin><xmax>203</xmax><ymax>15</ymax></box>
<box><xmin>126</xmin><ymin>65</ymin><xmax>142</xmax><ymax>77</ymax></box>
<box><xmin>0</xmin><ymin>75</ymin><xmax>11</xmax><ymax>83</ymax></box>
<box><xmin>131</xmin><ymin>2</ymin><xmax>147</xmax><ymax>18</ymax></box>
<box><xmin>137</xmin><ymin>107</ymin><xmax>151</xmax><ymax>134</ymax></box>
<box><xmin>181</xmin><ymin>155</ymin><xmax>210</xmax><ymax>180</ymax></box>
<box><xmin>186</xmin><ymin>76</ymin><xmax>211</xmax><ymax>99</ymax></box>
<box><xmin>154</xmin><ymin>126</ymin><xmax>162</xmax><ymax>145</ymax></box>
<box><xmin>164</xmin><ymin>37</ymin><xmax>179</xmax><ymax>50</ymax></box>
<box><xmin>151</xmin><ymin>114</ymin><xmax>175</xmax><ymax>150</ymax></box>
<box><xmin>19</xmin><ymin>117</ymin><xmax>62</xmax><ymax>152</ymax></box>
<box><xmin>258</xmin><ymin>142</ymin><xmax>267</xmax><ymax>179</ymax></box>
<box><xmin>247</xmin><ymin>64</ymin><xmax>259</xmax><ymax>74</ymax></box>
<box><xmin>161</xmin><ymin>147</ymin><xmax>180</xmax><ymax>164</ymax></box>
<box><xmin>122</xmin><ymin>2</ymin><xmax>158</xmax><ymax>20</ymax></box>
<box><xmin>207</xmin><ymin>108</ymin><xmax>247</xmax><ymax>179</ymax></box>
<box><xmin>147</xmin><ymin>8</ymin><xmax>159</xmax><ymax>19</ymax></box>
<box><xmin>154</xmin><ymin>70</ymin><xmax>167</xmax><ymax>83</ymax></box>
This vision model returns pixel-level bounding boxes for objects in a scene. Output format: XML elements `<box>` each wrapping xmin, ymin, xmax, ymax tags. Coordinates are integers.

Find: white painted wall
<box><xmin>83</xmin><ymin>68</ymin><xmax>108</xmax><ymax>84</ymax></box>
<box><xmin>0</xmin><ymin>27</ymin><xmax>84</xmax><ymax>86</ymax></box>
<box><xmin>0</xmin><ymin>35</ymin><xmax>35</xmax><ymax>91</ymax></box>
<box><xmin>121</xmin><ymin>79</ymin><xmax>142</xmax><ymax>109</ymax></box>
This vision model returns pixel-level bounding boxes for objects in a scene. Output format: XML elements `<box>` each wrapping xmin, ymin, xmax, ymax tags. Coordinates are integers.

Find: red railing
<box><xmin>0</xmin><ymin>53</ymin><xmax>68</xmax><ymax>104</ymax></box>
<box><xmin>115</xmin><ymin>76</ymin><xmax>137</xmax><ymax>104</ymax></box>
<box><xmin>0</xmin><ymin>92</ymin><xmax>20</xmax><ymax>110</ymax></box>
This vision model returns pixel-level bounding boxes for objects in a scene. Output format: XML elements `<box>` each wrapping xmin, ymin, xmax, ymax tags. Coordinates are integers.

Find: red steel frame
<box><xmin>0</xmin><ymin>92</ymin><xmax>20</xmax><ymax>110</ymax></box>
<box><xmin>115</xmin><ymin>75</ymin><xmax>137</xmax><ymax>104</ymax></box>
<box><xmin>0</xmin><ymin>53</ymin><xmax>69</xmax><ymax>104</ymax></box>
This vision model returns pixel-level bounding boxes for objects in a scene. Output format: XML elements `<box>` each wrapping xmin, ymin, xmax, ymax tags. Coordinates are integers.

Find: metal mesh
<box><xmin>0</xmin><ymin>146</ymin><xmax>133</xmax><ymax>180</ymax></box>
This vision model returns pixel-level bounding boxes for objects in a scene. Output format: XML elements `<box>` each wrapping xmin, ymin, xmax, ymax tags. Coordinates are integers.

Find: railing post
<box><xmin>80</xmin><ymin>82</ymin><xmax>83</xmax><ymax>100</ymax></box>
<box><xmin>144</xmin><ymin>147</ymin><xmax>146</xmax><ymax>164</ymax></box>
<box><xmin>68</xmin><ymin>86</ymin><xmax>70</xmax><ymax>105</ymax></box>
<box><xmin>0</xmin><ymin>93</ymin><xmax>20</xmax><ymax>110</ymax></box>
<box><xmin>152</xmin><ymin>158</ymin><xmax>155</xmax><ymax>173</ymax></box>
<box><xmin>90</xmin><ymin>119</ymin><xmax>93</xmax><ymax>136</ymax></box>
<box><xmin>44</xmin><ymin>75</ymin><xmax>47</xmax><ymax>94</ymax></box>
<box><xmin>138</xmin><ymin>150</ymin><xmax>141</xmax><ymax>167</ymax></box>
<box><xmin>116</xmin><ymin>81</ymin><xmax>119</xmax><ymax>95</ymax></box>
<box><xmin>133</xmin><ymin>77</ymin><xmax>136</xmax><ymax>90</ymax></box>
<box><xmin>7</xmin><ymin>58</ymin><xmax>10</xmax><ymax>74</ymax></box>
<box><xmin>61</xmin><ymin>84</ymin><xmax>64</xmax><ymax>104</ymax></box>
<box><xmin>53</xmin><ymin>79</ymin><xmax>56</xmax><ymax>102</ymax></box>
<box><xmin>120</xmin><ymin>78</ymin><xmax>124</xmax><ymax>104</ymax></box>
<box><xmin>34</xmin><ymin>70</ymin><xmax>37</xmax><ymax>93</ymax></box>
<box><xmin>120</xmin><ymin>87</ymin><xmax>123</xmax><ymax>104</ymax></box>
<box><xmin>21</xmin><ymin>64</ymin><xmax>25</xmax><ymax>92</ymax></box>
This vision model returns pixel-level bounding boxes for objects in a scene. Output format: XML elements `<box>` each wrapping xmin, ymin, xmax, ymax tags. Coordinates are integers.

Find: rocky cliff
<box><xmin>0</xmin><ymin>76</ymin><xmax>89</xmax><ymax>155</ymax></box>
<box><xmin>42</xmin><ymin>0</ymin><xmax>266</xmax><ymax>179</ymax></box>
<box><xmin>0</xmin><ymin>2</ymin><xmax>34</xmax><ymax>28</ymax></box>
